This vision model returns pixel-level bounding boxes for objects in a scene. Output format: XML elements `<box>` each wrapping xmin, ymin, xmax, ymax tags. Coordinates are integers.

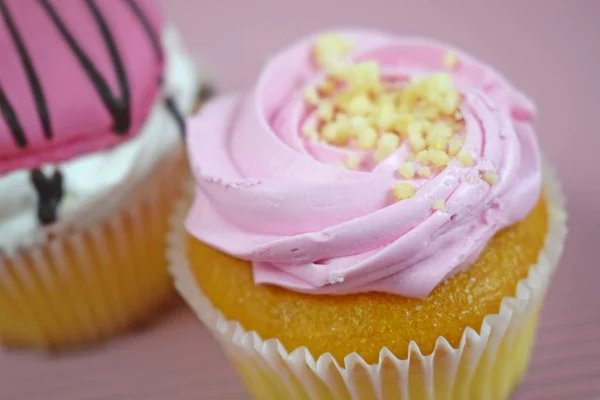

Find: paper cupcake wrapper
<box><xmin>168</xmin><ymin>162</ymin><xmax>567</xmax><ymax>400</ymax></box>
<box><xmin>0</xmin><ymin>150</ymin><xmax>186</xmax><ymax>350</ymax></box>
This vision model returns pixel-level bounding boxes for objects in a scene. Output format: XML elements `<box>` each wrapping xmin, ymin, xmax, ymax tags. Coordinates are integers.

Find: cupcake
<box><xmin>0</xmin><ymin>0</ymin><xmax>211</xmax><ymax>350</ymax></box>
<box><xmin>169</xmin><ymin>31</ymin><xmax>566</xmax><ymax>399</ymax></box>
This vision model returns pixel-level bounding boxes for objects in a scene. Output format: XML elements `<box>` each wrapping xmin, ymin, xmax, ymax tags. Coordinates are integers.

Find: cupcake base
<box><xmin>168</xmin><ymin>164</ymin><xmax>566</xmax><ymax>399</ymax></box>
<box><xmin>0</xmin><ymin>150</ymin><xmax>185</xmax><ymax>351</ymax></box>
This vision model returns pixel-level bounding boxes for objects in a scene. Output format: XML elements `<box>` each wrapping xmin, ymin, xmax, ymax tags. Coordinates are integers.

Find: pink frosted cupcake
<box><xmin>0</xmin><ymin>0</ymin><xmax>210</xmax><ymax>350</ymax></box>
<box><xmin>170</xmin><ymin>30</ymin><xmax>567</xmax><ymax>399</ymax></box>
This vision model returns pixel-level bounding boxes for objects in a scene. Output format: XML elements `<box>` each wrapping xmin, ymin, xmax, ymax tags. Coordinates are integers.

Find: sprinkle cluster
<box><xmin>302</xmin><ymin>33</ymin><xmax>497</xmax><ymax>208</ymax></box>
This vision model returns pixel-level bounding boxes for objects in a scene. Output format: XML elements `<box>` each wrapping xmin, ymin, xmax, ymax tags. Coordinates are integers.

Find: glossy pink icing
<box><xmin>185</xmin><ymin>30</ymin><xmax>542</xmax><ymax>298</ymax></box>
<box><xmin>0</xmin><ymin>0</ymin><xmax>163</xmax><ymax>174</ymax></box>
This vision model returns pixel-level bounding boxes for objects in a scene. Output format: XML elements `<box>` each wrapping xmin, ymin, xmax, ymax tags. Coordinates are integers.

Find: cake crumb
<box><xmin>318</xmin><ymin>79</ymin><xmax>336</xmax><ymax>96</ymax></box>
<box><xmin>302</xmin><ymin>124</ymin><xmax>319</xmax><ymax>142</ymax></box>
<box><xmin>428</xmin><ymin>149</ymin><xmax>450</xmax><ymax>167</ymax></box>
<box><xmin>393</xmin><ymin>183</ymin><xmax>415</xmax><ymax>201</ymax></box>
<box><xmin>314</xmin><ymin>33</ymin><xmax>353</xmax><ymax>69</ymax></box>
<box><xmin>408</xmin><ymin>133</ymin><xmax>426</xmax><ymax>152</ymax></box>
<box><xmin>457</xmin><ymin>150</ymin><xmax>473</xmax><ymax>166</ymax></box>
<box><xmin>398</xmin><ymin>161</ymin><xmax>415</xmax><ymax>179</ymax></box>
<box><xmin>416</xmin><ymin>149</ymin><xmax>430</xmax><ymax>164</ymax></box>
<box><xmin>304</xmin><ymin>86</ymin><xmax>320</xmax><ymax>105</ymax></box>
<box><xmin>482</xmin><ymin>170</ymin><xmax>499</xmax><ymax>185</ymax></box>
<box><xmin>344</xmin><ymin>154</ymin><xmax>361</xmax><ymax>169</ymax></box>
<box><xmin>356</xmin><ymin>127</ymin><xmax>378</xmax><ymax>150</ymax></box>
<box><xmin>448</xmin><ymin>136</ymin><xmax>465</xmax><ymax>157</ymax></box>
<box><xmin>317</xmin><ymin>101</ymin><xmax>334</xmax><ymax>122</ymax></box>
<box><xmin>443</xmin><ymin>50</ymin><xmax>459</xmax><ymax>69</ymax></box>
<box><xmin>417</xmin><ymin>166</ymin><xmax>432</xmax><ymax>178</ymax></box>
<box><xmin>328</xmin><ymin>274</ymin><xmax>345</xmax><ymax>284</ymax></box>
<box><xmin>373</xmin><ymin>132</ymin><xmax>400</xmax><ymax>162</ymax></box>
<box><xmin>432</xmin><ymin>199</ymin><xmax>447</xmax><ymax>212</ymax></box>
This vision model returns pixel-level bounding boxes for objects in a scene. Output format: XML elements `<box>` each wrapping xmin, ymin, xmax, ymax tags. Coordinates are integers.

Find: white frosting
<box><xmin>0</xmin><ymin>25</ymin><xmax>200</xmax><ymax>254</ymax></box>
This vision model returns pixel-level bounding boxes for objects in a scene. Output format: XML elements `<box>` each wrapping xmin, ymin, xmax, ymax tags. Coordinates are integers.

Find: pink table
<box><xmin>1</xmin><ymin>0</ymin><xmax>599</xmax><ymax>398</ymax></box>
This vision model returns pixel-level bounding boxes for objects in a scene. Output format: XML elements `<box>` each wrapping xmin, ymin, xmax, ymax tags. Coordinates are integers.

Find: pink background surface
<box><xmin>1</xmin><ymin>0</ymin><xmax>598</xmax><ymax>399</ymax></box>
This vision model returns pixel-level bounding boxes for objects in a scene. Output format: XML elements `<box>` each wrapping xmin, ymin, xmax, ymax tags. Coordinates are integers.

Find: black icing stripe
<box><xmin>30</xmin><ymin>168</ymin><xmax>63</xmax><ymax>225</ymax></box>
<box><xmin>123</xmin><ymin>0</ymin><xmax>163</xmax><ymax>62</ymax></box>
<box><xmin>0</xmin><ymin>84</ymin><xmax>27</xmax><ymax>148</ymax></box>
<box><xmin>164</xmin><ymin>95</ymin><xmax>185</xmax><ymax>137</ymax></box>
<box><xmin>39</xmin><ymin>0</ymin><xmax>131</xmax><ymax>135</ymax></box>
<box><xmin>0</xmin><ymin>0</ymin><xmax>53</xmax><ymax>141</ymax></box>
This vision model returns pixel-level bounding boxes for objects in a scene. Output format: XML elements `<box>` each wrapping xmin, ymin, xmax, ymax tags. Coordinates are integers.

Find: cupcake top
<box><xmin>186</xmin><ymin>30</ymin><xmax>541</xmax><ymax>298</ymax></box>
<box><xmin>0</xmin><ymin>0</ymin><xmax>200</xmax><ymax>253</ymax></box>
<box><xmin>0</xmin><ymin>0</ymin><xmax>164</xmax><ymax>173</ymax></box>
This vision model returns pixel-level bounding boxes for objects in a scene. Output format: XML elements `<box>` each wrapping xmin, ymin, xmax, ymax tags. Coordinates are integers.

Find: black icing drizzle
<box><xmin>40</xmin><ymin>0</ymin><xmax>132</xmax><ymax>134</ymax></box>
<box><xmin>123</xmin><ymin>0</ymin><xmax>163</xmax><ymax>63</ymax></box>
<box><xmin>164</xmin><ymin>96</ymin><xmax>186</xmax><ymax>137</ymax></box>
<box><xmin>0</xmin><ymin>85</ymin><xmax>27</xmax><ymax>148</ymax></box>
<box><xmin>30</xmin><ymin>168</ymin><xmax>63</xmax><ymax>225</ymax></box>
<box><xmin>0</xmin><ymin>0</ymin><xmax>53</xmax><ymax>142</ymax></box>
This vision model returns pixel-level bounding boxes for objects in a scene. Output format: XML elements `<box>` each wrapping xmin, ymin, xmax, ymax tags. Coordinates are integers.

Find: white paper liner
<box><xmin>168</xmin><ymin>163</ymin><xmax>567</xmax><ymax>399</ymax></box>
<box><xmin>0</xmin><ymin>150</ymin><xmax>186</xmax><ymax>350</ymax></box>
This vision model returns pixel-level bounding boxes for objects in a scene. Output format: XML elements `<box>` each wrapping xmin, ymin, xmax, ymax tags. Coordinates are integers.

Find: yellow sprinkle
<box><xmin>422</xmin><ymin>108</ymin><xmax>441</xmax><ymax>121</ymax></box>
<box><xmin>429</xmin><ymin>149</ymin><xmax>449</xmax><ymax>167</ymax></box>
<box><xmin>443</xmin><ymin>50</ymin><xmax>458</xmax><ymax>69</ymax></box>
<box><xmin>335</xmin><ymin>112</ymin><xmax>350</xmax><ymax>123</ymax></box>
<box><xmin>373</xmin><ymin>132</ymin><xmax>400</xmax><ymax>162</ymax></box>
<box><xmin>417</xmin><ymin>166</ymin><xmax>432</xmax><ymax>178</ymax></box>
<box><xmin>346</xmin><ymin>94</ymin><xmax>372</xmax><ymax>115</ymax></box>
<box><xmin>317</xmin><ymin>101</ymin><xmax>334</xmax><ymax>122</ymax></box>
<box><xmin>408</xmin><ymin>133</ymin><xmax>426</xmax><ymax>152</ymax></box>
<box><xmin>350</xmin><ymin>115</ymin><xmax>369</xmax><ymax>134</ymax></box>
<box><xmin>318</xmin><ymin>79</ymin><xmax>337</xmax><ymax>96</ymax></box>
<box><xmin>407</xmin><ymin>120</ymin><xmax>427</xmax><ymax>137</ymax></box>
<box><xmin>457</xmin><ymin>150</ymin><xmax>474</xmax><ymax>166</ymax></box>
<box><xmin>304</xmin><ymin>86</ymin><xmax>320</xmax><ymax>105</ymax></box>
<box><xmin>439</xmin><ymin>90</ymin><xmax>460</xmax><ymax>114</ymax></box>
<box><xmin>356</xmin><ymin>127</ymin><xmax>378</xmax><ymax>150</ymax></box>
<box><xmin>416</xmin><ymin>150</ymin><xmax>430</xmax><ymax>164</ymax></box>
<box><xmin>353</xmin><ymin>61</ymin><xmax>382</xmax><ymax>92</ymax></box>
<box><xmin>393</xmin><ymin>183</ymin><xmax>415</xmax><ymax>201</ymax></box>
<box><xmin>395</xmin><ymin>113</ymin><xmax>414</xmax><ymax>135</ymax></box>
<box><xmin>302</xmin><ymin>124</ymin><xmax>319</xmax><ymax>141</ymax></box>
<box><xmin>429</xmin><ymin>136</ymin><xmax>449</xmax><ymax>151</ymax></box>
<box><xmin>432</xmin><ymin>199</ymin><xmax>447</xmax><ymax>212</ymax></box>
<box><xmin>448</xmin><ymin>136</ymin><xmax>465</xmax><ymax>157</ymax></box>
<box><xmin>376</xmin><ymin>102</ymin><xmax>397</xmax><ymax>131</ymax></box>
<box><xmin>454</xmin><ymin>110</ymin><xmax>463</xmax><ymax>121</ymax></box>
<box><xmin>399</xmin><ymin>85</ymin><xmax>420</xmax><ymax>108</ymax></box>
<box><xmin>321</xmin><ymin>122</ymin><xmax>339</xmax><ymax>143</ymax></box>
<box><xmin>398</xmin><ymin>162</ymin><xmax>415</xmax><ymax>179</ymax></box>
<box><xmin>426</xmin><ymin>125</ymin><xmax>451</xmax><ymax>150</ymax></box>
<box><xmin>428</xmin><ymin>72</ymin><xmax>454</xmax><ymax>94</ymax></box>
<box><xmin>314</xmin><ymin>33</ymin><xmax>354</xmax><ymax>69</ymax></box>
<box><xmin>482</xmin><ymin>170</ymin><xmax>499</xmax><ymax>185</ymax></box>
<box><xmin>344</xmin><ymin>154</ymin><xmax>361</xmax><ymax>169</ymax></box>
<box><xmin>428</xmin><ymin>122</ymin><xmax>454</xmax><ymax>139</ymax></box>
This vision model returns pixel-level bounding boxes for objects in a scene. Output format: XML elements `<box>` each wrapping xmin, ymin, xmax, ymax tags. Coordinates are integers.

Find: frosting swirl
<box><xmin>186</xmin><ymin>30</ymin><xmax>541</xmax><ymax>298</ymax></box>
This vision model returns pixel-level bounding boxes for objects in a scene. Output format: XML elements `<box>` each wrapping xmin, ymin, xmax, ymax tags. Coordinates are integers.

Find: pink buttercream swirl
<box><xmin>185</xmin><ymin>30</ymin><xmax>542</xmax><ymax>298</ymax></box>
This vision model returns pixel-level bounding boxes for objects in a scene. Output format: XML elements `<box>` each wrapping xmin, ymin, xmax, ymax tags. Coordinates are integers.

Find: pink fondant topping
<box><xmin>0</xmin><ymin>0</ymin><xmax>164</xmax><ymax>174</ymax></box>
<box><xmin>185</xmin><ymin>30</ymin><xmax>541</xmax><ymax>298</ymax></box>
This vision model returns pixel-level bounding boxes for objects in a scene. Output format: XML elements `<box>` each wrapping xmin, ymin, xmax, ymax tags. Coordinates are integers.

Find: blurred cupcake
<box><xmin>170</xmin><ymin>31</ymin><xmax>566</xmax><ymax>399</ymax></box>
<box><xmin>0</xmin><ymin>0</ymin><xmax>211</xmax><ymax>350</ymax></box>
